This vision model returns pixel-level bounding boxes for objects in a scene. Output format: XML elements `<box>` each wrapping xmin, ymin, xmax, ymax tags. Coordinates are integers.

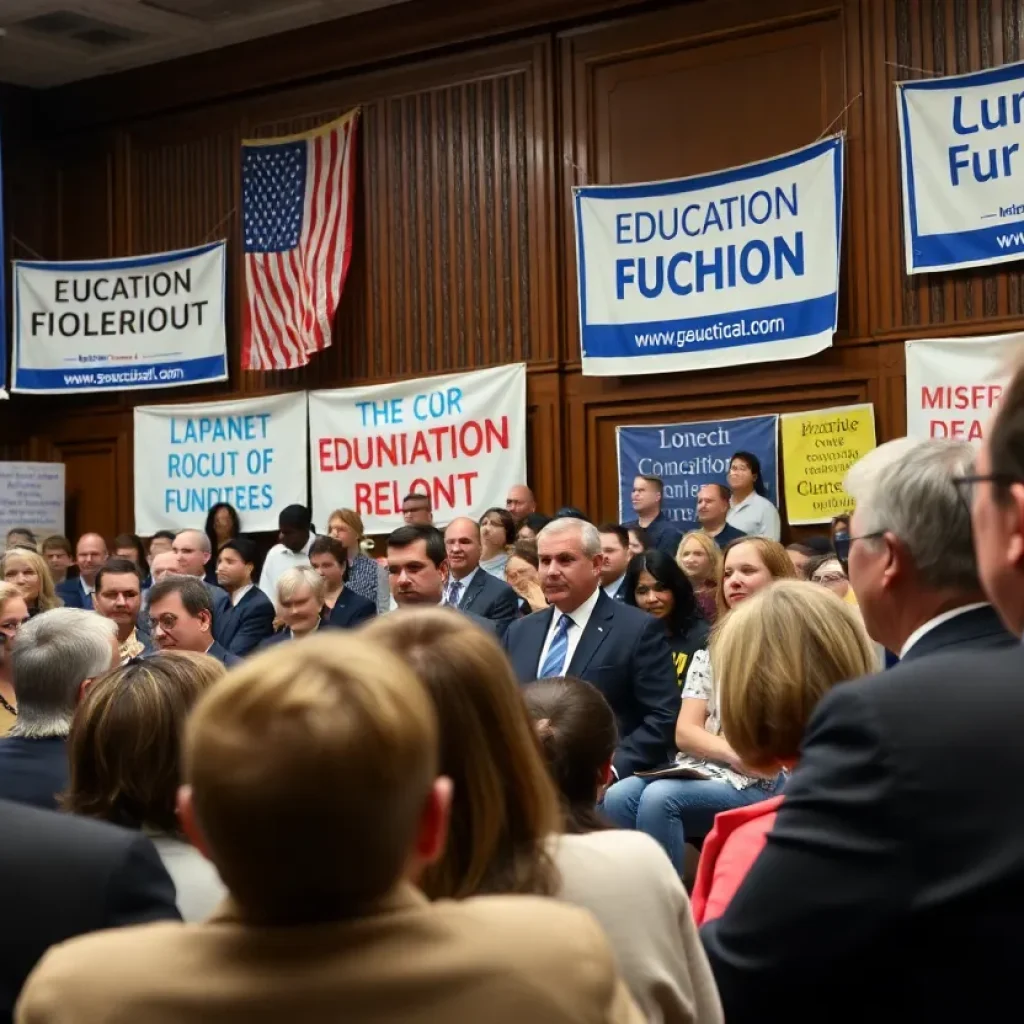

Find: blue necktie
<box><xmin>446</xmin><ymin>580</ymin><xmax>463</xmax><ymax>607</ymax></box>
<box><xmin>539</xmin><ymin>614</ymin><xmax>574</xmax><ymax>678</ymax></box>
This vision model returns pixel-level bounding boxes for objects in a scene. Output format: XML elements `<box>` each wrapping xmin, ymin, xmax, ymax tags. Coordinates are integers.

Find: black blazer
<box><xmin>454</xmin><ymin>570</ymin><xmax>518</xmax><ymax>636</ymax></box>
<box><xmin>900</xmin><ymin>602</ymin><xmax>1016</xmax><ymax>662</ymax></box>
<box><xmin>0</xmin><ymin>737</ymin><xmax>68</xmax><ymax>811</ymax></box>
<box><xmin>0</xmin><ymin>799</ymin><xmax>180</xmax><ymax>1024</ymax></box>
<box><xmin>701</xmin><ymin>643</ymin><xmax>1024</xmax><ymax>1022</ymax></box>
<box><xmin>217</xmin><ymin>587</ymin><xmax>276</xmax><ymax>656</ymax></box>
<box><xmin>206</xmin><ymin>640</ymin><xmax>242</xmax><ymax>668</ymax></box>
<box><xmin>502</xmin><ymin>591</ymin><xmax>678</xmax><ymax>777</ymax></box>
<box><xmin>327</xmin><ymin>587</ymin><xmax>377</xmax><ymax>629</ymax></box>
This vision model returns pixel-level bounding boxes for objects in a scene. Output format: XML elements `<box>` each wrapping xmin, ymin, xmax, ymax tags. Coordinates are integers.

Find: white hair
<box><xmin>9</xmin><ymin>609</ymin><xmax>117</xmax><ymax>739</ymax></box>
<box><xmin>536</xmin><ymin>517</ymin><xmax>601</xmax><ymax>558</ymax></box>
<box><xmin>844</xmin><ymin>437</ymin><xmax>977</xmax><ymax>590</ymax></box>
<box><xmin>277</xmin><ymin>565</ymin><xmax>326</xmax><ymax>607</ymax></box>
<box><xmin>175</xmin><ymin>528</ymin><xmax>211</xmax><ymax>554</ymax></box>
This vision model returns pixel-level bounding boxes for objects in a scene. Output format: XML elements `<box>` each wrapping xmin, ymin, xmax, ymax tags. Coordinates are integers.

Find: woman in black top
<box><xmin>623</xmin><ymin>548</ymin><xmax>709</xmax><ymax>688</ymax></box>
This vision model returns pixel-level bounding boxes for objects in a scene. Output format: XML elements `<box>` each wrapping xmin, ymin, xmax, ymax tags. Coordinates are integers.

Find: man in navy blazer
<box><xmin>502</xmin><ymin>518</ymin><xmax>678</xmax><ymax>778</ymax></box>
<box><xmin>145</xmin><ymin>549</ymin><xmax>232</xmax><ymax>648</ymax></box>
<box><xmin>56</xmin><ymin>533</ymin><xmax>108</xmax><ymax>609</ymax></box>
<box><xmin>146</xmin><ymin>576</ymin><xmax>242</xmax><ymax>668</ymax></box>
<box><xmin>214</xmin><ymin>538</ymin><xmax>276</xmax><ymax>655</ymax></box>
<box><xmin>443</xmin><ymin>518</ymin><xmax>518</xmax><ymax>635</ymax></box>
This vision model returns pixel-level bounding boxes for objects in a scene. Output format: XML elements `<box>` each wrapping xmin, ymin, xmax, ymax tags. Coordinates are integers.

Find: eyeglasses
<box><xmin>951</xmin><ymin>474</ymin><xmax>1021</xmax><ymax>510</ymax></box>
<box><xmin>832</xmin><ymin>531</ymin><xmax>884</xmax><ymax>562</ymax></box>
<box><xmin>812</xmin><ymin>572</ymin><xmax>847</xmax><ymax>585</ymax></box>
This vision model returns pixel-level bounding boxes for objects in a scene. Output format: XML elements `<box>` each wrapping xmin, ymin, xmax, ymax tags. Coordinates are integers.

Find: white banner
<box><xmin>133</xmin><ymin>392</ymin><xmax>308</xmax><ymax>535</ymax></box>
<box><xmin>13</xmin><ymin>241</ymin><xmax>228</xmax><ymax>394</ymax></box>
<box><xmin>905</xmin><ymin>333</ymin><xmax>1024</xmax><ymax>444</ymax></box>
<box><xmin>310</xmin><ymin>364</ymin><xmax>527</xmax><ymax>534</ymax></box>
<box><xmin>572</xmin><ymin>137</ymin><xmax>843</xmax><ymax>376</ymax></box>
<box><xmin>0</xmin><ymin>462</ymin><xmax>65</xmax><ymax>538</ymax></box>
<box><xmin>898</xmin><ymin>61</ymin><xmax>1024</xmax><ymax>274</ymax></box>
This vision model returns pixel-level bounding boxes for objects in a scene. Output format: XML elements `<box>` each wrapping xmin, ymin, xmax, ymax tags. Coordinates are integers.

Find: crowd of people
<box><xmin>2</xmin><ymin>379</ymin><xmax>1024</xmax><ymax>1021</ymax></box>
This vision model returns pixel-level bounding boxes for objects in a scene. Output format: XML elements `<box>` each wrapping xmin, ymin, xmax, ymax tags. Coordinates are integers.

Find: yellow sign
<box><xmin>780</xmin><ymin>403</ymin><xmax>876</xmax><ymax>525</ymax></box>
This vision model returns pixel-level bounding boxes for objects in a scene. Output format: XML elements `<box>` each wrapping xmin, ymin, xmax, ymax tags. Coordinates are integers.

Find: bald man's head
<box><xmin>75</xmin><ymin>533</ymin><xmax>108</xmax><ymax>584</ymax></box>
<box><xmin>444</xmin><ymin>517</ymin><xmax>483</xmax><ymax>580</ymax></box>
<box><xmin>172</xmin><ymin>529</ymin><xmax>211</xmax><ymax>578</ymax></box>
<box><xmin>506</xmin><ymin>484</ymin><xmax>536</xmax><ymax>521</ymax></box>
<box><xmin>149</xmin><ymin>550</ymin><xmax>179</xmax><ymax>582</ymax></box>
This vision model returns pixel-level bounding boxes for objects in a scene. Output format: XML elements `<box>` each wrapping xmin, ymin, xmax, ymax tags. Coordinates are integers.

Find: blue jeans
<box><xmin>601</xmin><ymin>773</ymin><xmax>785</xmax><ymax>876</ymax></box>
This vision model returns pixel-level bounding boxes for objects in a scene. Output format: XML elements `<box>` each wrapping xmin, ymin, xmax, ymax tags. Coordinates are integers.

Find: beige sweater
<box><xmin>551</xmin><ymin>830</ymin><xmax>723</xmax><ymax>1024</ymax></box>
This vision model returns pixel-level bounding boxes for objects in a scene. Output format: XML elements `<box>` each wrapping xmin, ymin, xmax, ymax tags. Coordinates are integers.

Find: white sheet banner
<box><xmin>0</xmin><ymin>462</ymin><xmax>65</xmax><ymax>538</ymax></box>
<box><xmin>14</xmin><ymin>241</ymin><xmax>228</xmax><ymax>394</ymax></box>
<box><xmin>905</xmin><ymin>333</ymin><xmax>1024</xmax><ymax>443</ymax></box>
<box><xmin>572</xmin><ymin>136</ymin><xmax>843</xmax><ymax>377</ymax></box>
<box><xmin>310</xmin><ymin>363</ymin><xmax>527</xmax><ymax>534</ymax></box>
<box><xmin>133</xmin><ymin>392</ymin><xmax>308</xmax><ymax>535</ymax></box>
<box><xmin>898</xmin><ymin>61</ymin><xmax>1024</xmax><ymax>274</ymax></box>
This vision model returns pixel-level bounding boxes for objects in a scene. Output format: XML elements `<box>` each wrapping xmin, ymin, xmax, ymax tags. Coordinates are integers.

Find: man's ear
<box><xmin>177</xmin><ymin>785</ymin><xmax>214</xmax><ymax>861</ymax></box>
<box><xmin>200</xmin><ymin>610</ymin><xmax>213</xmax><ymax>634</ymax></box>
<box><xmin>78</xmin><ymin>678</ymin><xmax>94</xmax><ymax>703</ymax></box>
<box><xmin>1007</xmin><ymin>483</ymin><xmax>1024</xmax><ymax>570</ymax></box>
<box><xmin>439</xmin><ymin>560</ymin><xmax>450</xmax><ymax>585</ymax></box>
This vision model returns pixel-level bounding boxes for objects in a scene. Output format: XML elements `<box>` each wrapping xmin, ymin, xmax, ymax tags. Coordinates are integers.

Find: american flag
<box><xmin>241</xmin><ymin>110</ymin><xmax>359</xmax><ymax>371</ymax></box>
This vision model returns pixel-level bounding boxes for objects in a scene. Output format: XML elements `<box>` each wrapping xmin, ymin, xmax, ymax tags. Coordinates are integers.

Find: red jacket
<box><xmin>691</xmin><ymin>795</ymin><xmax>785</xmax><ymax>925</ymax></box>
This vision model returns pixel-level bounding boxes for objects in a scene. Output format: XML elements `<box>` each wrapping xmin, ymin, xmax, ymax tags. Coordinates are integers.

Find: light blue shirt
<box><xmin>726</xmin><ymin>491</ymin><xmax>781</xmax><ymax>541</ymax></box>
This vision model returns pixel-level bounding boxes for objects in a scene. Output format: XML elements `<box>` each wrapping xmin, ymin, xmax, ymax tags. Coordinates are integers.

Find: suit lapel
<box><xmin>567</xmin><ymin>593</ymin><xmax>614</xmax><ymax>676</ymax></box>
<box><xmin>520</xmin><ymin>607</ymin><xmax>555</xmax><ymax>677</ymax></box>
<box><xmin>459</xmin><ymin>571</ymin><xmax>486</xmax><ymax>612</ymax></box>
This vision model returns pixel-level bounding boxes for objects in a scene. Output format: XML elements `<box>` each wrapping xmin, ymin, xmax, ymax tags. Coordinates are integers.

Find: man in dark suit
<box><xmin>214</xmin><ymin>537</ymin><xmax>275</xmax><ymax>655</ymax></box>
<box><xmin>443</xmin><ymin>518</ymin><xmax>518</xmax><ymax>635</ymax></box>
<box><xmin>0</xmin><ymin>609</ymin><xmax>120</xmax><ymax>810</ymax></box>
<box><xmin>502</xmin><ymin>518</ymin><xmax>678</xmax><ymax>778</ymax></box>
<box><xmin>597</xmin><ymin>524</ymin><xmax>631</xmax><ymax>601</ymax></box>
<box><xmin>0</xmin><ymin>798</ymin><xmax>180</xmax><ymax>1023</ymax></box>
<box><xmin>145</xmin><ymin>548</ymin><xmax>232</xmax><ymax>646</ymax></box>
<box><xmin>55</xmin><ymin>532</ymin><xmax>108</xmax><ymax>609</ymax></box>
<box><xmin>386</xmin><ymin>525</ymin><xmax>497</xmax><ymax>634</ymax></box>
<box><xmin>147</xmin><ymin>576</ymin><xmax>241</xmax><ymax>668</ymax></box>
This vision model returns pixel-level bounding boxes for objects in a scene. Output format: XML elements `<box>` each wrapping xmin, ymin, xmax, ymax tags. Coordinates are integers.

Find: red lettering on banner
<box><xmin>349</xmin><ymin>472</ymin><xmax>480</xmax><ymax>516</ymax></box>
<box><xmin>921</xmin><ymin>385</ymin><xmax>1003</xmax><ymax>411</ymax></box>
<box><xmin>930</xmin><ymin>419</ymin><xmax>985</xmax><ymax>442</ymax></box>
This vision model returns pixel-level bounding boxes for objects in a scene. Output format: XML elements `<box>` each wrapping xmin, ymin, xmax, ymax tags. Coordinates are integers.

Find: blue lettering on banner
<box><xmin>617</xmin><ymin>414</ymin><xmax>778</xmax><ymax>525</ymax></box>
<box><xmin>898</xmin><ymin>59</ymin><xmax>1024</xmax><ymax>273</ymax></box>
<box><xmin>573</xmin><ymin>137</ymin><xmax>843</xmax><ymax>377</ymax></box>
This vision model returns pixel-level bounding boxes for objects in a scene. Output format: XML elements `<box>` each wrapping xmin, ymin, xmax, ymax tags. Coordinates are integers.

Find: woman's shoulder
<box><xmin>553</xmin><ymin>830</ymin><xmax>682</xmax><ymax>883</ymax></box>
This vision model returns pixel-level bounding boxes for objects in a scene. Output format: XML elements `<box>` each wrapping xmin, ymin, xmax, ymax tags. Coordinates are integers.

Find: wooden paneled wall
<box><xmin>3</xmin><ymin>0</ymin><xmax>1024</xmax><ymax>541</ymax></box>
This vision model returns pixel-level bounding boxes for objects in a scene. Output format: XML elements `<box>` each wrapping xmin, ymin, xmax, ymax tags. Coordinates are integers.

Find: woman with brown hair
<box><xmin>64</xmin><ymin>650</ymin><xmax>228</xmax><ymax>921</ymax></box>
<box><xmin>362</xmin><ymin>609</ymin><xmax>723</xmax><ymax>1024</ymax></box>
<box><xmin>0</xmin><ymin>582</ymin><xmax>30</xmax><ymax>735</ymax></box>
<box><xmin>505</xmin><ymin>540</ymin><xmax>547</xmax><ymax>613</ymax></box>
<box><xmin>1</xmin><ymin>548</ymin><xmax>62</xmax><ymax>616</ymax></box>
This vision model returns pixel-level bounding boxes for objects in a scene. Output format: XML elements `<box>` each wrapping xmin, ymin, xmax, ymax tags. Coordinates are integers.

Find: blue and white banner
<box><xmin>898</xmin><ymin>60</ymin><xmax>1024</xmax><ymax>274</ymax></box>
<box><xmin>12</xmin><ymin>241</ymin><xmax>228</xmax><ymax>394</ymax></box>
<box><xmin>616</xmin><ymin>413</ymin><xmax>778</xmax><ymax>526</ymax></box>
<box><xmin>573</xmin><ymin>137</ymin><xmax>843</xmax><ymax>377</ymax></box>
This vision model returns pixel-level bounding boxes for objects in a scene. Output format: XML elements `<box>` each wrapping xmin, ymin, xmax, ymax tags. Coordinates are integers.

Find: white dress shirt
<box><xmin>899</xmin><ymin>602</ymin><xmax>990</xmax><ymax>659</ymax></box>
<box><xmin>258</xmin><ymin>534</ymin><xmax>315</xmax><ymax>599</ymax></box>
<box><xmin>447</xmin><ymin>566</ymin><xmax>479</xmax><ymax>606</ymax></box>
<box><xmin>230</xmin><ymin>583</ymin><xmax>253</xmax><ymax>607</ymax></box>
<box><xmin>536</xmin><ymin>586</ymin><xmax>602</xmax><ymax>677</ymax></box>
<box><xmin>726</xmin><ymin>491</ymin><xmax>781</xmax><ymax>541</ymax></box>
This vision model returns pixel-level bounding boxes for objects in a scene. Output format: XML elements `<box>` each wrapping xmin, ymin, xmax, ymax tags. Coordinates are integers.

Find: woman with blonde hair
<box><xmin>1</xmin><ymin>547</ymin><xmax>62</xmax><ymax>616</ymax></box>
<box><xmin>362</xmin><ymin>609</ymin><xmax>723</xmax><ymax>1024</ymax></box>
<box><xmin>259</xmin><ymin>565</ymin><xmax>330</xmax><ymax>648</ymax></box>
<box><xmin>64</xmin><ymin>650</ymin><xmax>228</xmax><ymax>921</ymax></box>
<box><xmin>676</xmin><ymin>531</ymin><xmax>723</xmax><ymax>623</ymax></box>
<box><xmin>327</xmin><ymin>507</ymin><xmax>389</xmax><ymax>613</ymax></box>
<box><xmin>692</xmin><ymin>581</ymin><xmax>875</xmax><ymax>923</ymax></box>
<box><xmin>0</xmin><ymin>582</ymin><xmax>30</xmax><ymax>734</ymax></box>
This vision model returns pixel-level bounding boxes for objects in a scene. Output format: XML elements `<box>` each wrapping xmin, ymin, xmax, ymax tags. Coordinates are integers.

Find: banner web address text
<box><xmin>633</xmin><ymin>314</ymin><xmax>787</xmax><ymax>351</ymax></box>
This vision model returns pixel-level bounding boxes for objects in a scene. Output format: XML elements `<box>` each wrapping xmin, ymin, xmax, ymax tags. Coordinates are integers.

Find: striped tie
<box><xmin>539</xmin><ymin>614</ymin><xmax>574</xmax><ymax>678</ymax></box>
<box><xmin>446</xmin><ymin>579</ymin><xmax>463</xmax><ymax>607</ymax></box>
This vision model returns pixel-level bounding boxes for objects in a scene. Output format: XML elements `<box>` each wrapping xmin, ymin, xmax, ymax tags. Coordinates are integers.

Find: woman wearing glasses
<box><xmin>0</xmin><ymin>583</ymin><xmax>30</xmax><ymax>735</ymax></box>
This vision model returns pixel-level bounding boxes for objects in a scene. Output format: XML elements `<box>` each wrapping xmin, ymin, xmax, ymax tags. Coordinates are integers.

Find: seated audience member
<box><xmin>215</xmin><ymin>537</ymin><xmax>275</xmax><ymax>655</ymax></box>
<box><xmin>148</xmin><ymin>550</ymin><xmax>178</xmax><ymax>584</ymax></box>
<box><xmin>1</xmin><ymin>800</ymin><xmax>179</xmax><ymax>1023</ymax></box>
<box><xmin>2</xmin><ymin>548</ymin><xmax>61</xmax><ymax>616</ymax></box>
<box><xmin>506</xmin><ymin>484</ymin><xmax>538</xmax><ymax>522</ymax></box>
<box><xmin>677</xmin><ymin>531</ymin><xmax>722</xmax><ymax>623</ymax></box>
<box><xmin>443</xmin><ymin>518</ymin><xmax>518</xmax><ymax>634</ymax></box>
<box><xmin>259</xmin><ymin>504</ymin><xmax>315</xmax><ymax>599</ymax></box>
<box><xmin>0</xmin><ymin>584</ymin><xmax>30</xmax><ymax>735</ymax></box>
<box><xmin>478</xmin><ymin>507</ymin><xmax>517</xmax><ymax>579</ymax></box>
<box><xmin>147</xmin><ymin>530</ymin><xmax>176</xmax><ymax>562</ymax></box>
<box><xmin>306</xmin><ymin>539</ymin><xmax>376</xmax><ymax>629</ymax></box>
<box><xmin>260</xmin><ymin>566</ymin><xmax>336</xmax><ymax>649</ymax></box>
<box><xmin>516</xmin><ymin>513</ymin><xmax>552</xmax><ymax>543</ymax></box>
<box><xmin>401</xmin><ymin>490</ymin><xmax>433</xmax><ymax>525</ymax></box>
<box><xmin>327</xmin><ymin>508</ymin><xmax>389</xmax><ymax>612</ymax></box>
<box><xmin>841</xmin><ymin>438</ymin><xmax>1015</xmax><ymax>659</ymax></box>
<box><xmin>695</xmin><ymin>484</ymin><xmax>746</xmax><ymax>549</ymax></box>
<box><xmin>506</xmin><ymin>540</ymin><xmax>547</xmax><ymax>612</ymax></box>
<box><xmin>56</xmin><ymin>533</ymin><xmax>108</xmax><ymax>609</ymax></box>
<box><xmin>502</xmin><ymin>518</ymin><xmax>679</xmax><ymax>777</ymax></box>
<box><xmin>204</xmin><ymin>502</ymin><xmax>240</xmax><ymax>569</ymax></box>
<box><xmin>784</xmin><ymin>542</ymin><xmax>818</xmax><ymax>577</ymax></box>
<box><xmin>624</xmin><ymin>550</ymin><xmax>710</xmax><ymax>688</ymax></box>
<box><xmin>725</xmin><ymin>453</ymin><xmax>781</xmax><ymax>541</ymax></box>
<box><xmin>17</xmin><ymin>633</ymin><xmax>645</xmax><ymax>1024</ymax></box>
<box><xmin>40</xmin><ymin>535</ymin><xmax>74</xmax><ymax>585</ymax></box>
<box><xmin>147</xmin><ymin>576</ymin><xmax>240</xmax><ymax>668</ymax></box>
<box><xmin>5</xmin><ymin>528</ymin><xmax>36</xmax><ymax>552</ymax></box>
<box><xmin>386</xmin><ymin>525</ymin><xmax>496</xmax><ymax>632</ymax></box>
<box><xmin>64</xmin><ymin>651</ymin><xmax>228</xmax><ymax>923</ymax></box>
<box><xmin>554</xmin><ymin>506</ymin><xmax>591</xmax><ymax>522</ymax></box>
<box><xmin>165</xmin><ymin>531</ymin><xmax>232</xmax><ymax>638</ymax></box>
<box><xmin>597</xmin><ymin>524</ymin><xmax>631</xmax><ymax>601</ymax></box>
<box><xmin>624</xmin><ymin>474</ymin><xmax>683</xmax><ymax>557</ymax></box>
<box><xmin>0</xmin><ymin>609</ymin><xmax>118</xmax><ymax>810</ymax></box>
<box><xmin>113</xmin><ymin>533</ymin><xmax>149</xmax><ymax>579</ymax></box>
<box><xmin>691</xmin><ymin>582</ymin><xmax>875</xmax><ymax>924</ymax></box>
<box><xmin>364</xmin><ymin>612</ymin><xmax>721</xmax><ymax>1024</ymax></box>
<box><xmin>92</xmin><ymin>558</ymin><xmax>151</xmax><ymax>663</ymax></box>
<box><xmin>626</xmin><ymin>525</ymin><xmax>647</xmax><ymax>556</ymax></box>
<box><xmin>805</xmin><ymin>554</ymin><xmax>851</xmax><ymax>599</ymax></box>
<box><xmin>602</xmin><ymin>538</ymin><xmax>796</xmax><ymax>873</ymax></box>
<box><xmin>830</xmin><ymin>513</ymin><xmax>851</xmax><ymax>553</ymax></box>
